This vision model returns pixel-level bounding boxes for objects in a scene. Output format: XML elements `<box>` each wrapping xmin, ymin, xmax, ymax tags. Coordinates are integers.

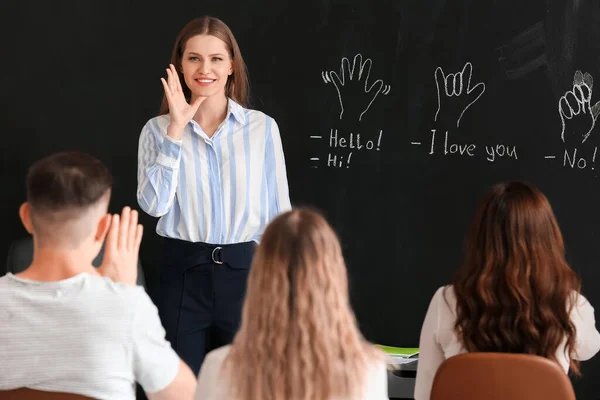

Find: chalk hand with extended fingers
<box><xmin>322</xmin><ymin>54</ymin><xmax>391</xmax><ymax>121</ymax></box>
<box><xmin>434</xmin><ymin>62</ymin><xmax>485</xmax><ymax>128</ymax></box>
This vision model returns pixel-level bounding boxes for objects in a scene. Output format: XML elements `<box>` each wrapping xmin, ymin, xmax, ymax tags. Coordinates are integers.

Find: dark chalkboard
<box><xmin>2</xmin><ymin>0</ymin><xmax>600</xmax><ymax>397</ymax></box>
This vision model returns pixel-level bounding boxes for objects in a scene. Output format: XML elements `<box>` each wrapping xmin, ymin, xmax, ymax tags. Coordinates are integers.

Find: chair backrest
<box><xmin>430</xmin><ymin>352</ymin><xmax>576</xmax><ymax>400</ymax></box>
<box><xmin>4</xmin><ymin>236</ymin><xmax>146</xmax><ymax>288</ymax></box>
<box><xmin>0</xmin><ymin>388</ymin><xmax>93</xmax><ymax>400</ymax></box>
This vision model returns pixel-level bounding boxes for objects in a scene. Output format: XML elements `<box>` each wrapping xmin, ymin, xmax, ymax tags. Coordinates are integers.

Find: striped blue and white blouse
<box><xmin>137</xmin><ymin>98</ymin><xmax>291</xmax><ymax>244</ymax></box>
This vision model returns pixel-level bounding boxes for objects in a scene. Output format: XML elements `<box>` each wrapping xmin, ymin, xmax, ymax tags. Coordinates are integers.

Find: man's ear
<box><xmin>95</xmin><ymin>214</ymin><xmax>111</xmax><ymax>244</ymax></box>
<box><xmin>19</xmin><ymin>203</ymin><xmax>33</xmax><ymax>234</ymax></box>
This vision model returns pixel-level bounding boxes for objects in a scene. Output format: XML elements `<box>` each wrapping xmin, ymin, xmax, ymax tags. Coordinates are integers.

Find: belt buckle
<box><xmin>212</xmin><ymin>246</ymin><xmax>224</xmax><ymax>264</ymax></box>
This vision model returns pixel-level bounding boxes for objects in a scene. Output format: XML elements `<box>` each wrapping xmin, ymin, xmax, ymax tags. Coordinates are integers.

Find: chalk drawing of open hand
<box><xmin>434</xmin><ymin>62</ymin><xmax>486</xmax><ymax>128</ymax></box>
<box><xmin>559</xmin><ymin>70</ymin><xmax>600</xmax><ymax>144</ymax></box>
<box><xmin>322</xmin><ymin>54</ymin><xmax>391</xmax><ymax>121</ymax></box>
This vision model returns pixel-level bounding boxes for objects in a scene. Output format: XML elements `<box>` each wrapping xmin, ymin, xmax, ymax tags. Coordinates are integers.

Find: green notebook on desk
<box><xmin>376</xmin><ymin>345</ymin><xmax>419</xmax><ymax>358</ymax></box>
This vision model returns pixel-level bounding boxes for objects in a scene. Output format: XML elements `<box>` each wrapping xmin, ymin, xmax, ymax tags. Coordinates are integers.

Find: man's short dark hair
<box><xmin>26</xmin><ymin>151</ymin><xmax>112</xmax><ymax>214</ymax></box>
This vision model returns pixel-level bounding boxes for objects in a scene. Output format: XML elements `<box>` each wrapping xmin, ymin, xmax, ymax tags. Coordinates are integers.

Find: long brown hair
<box><xmin>451</xmin><ymin>181</ymin><xmax>582</xmax><ymax>374</ymax></box>
<box><xmin>159</xmin><ymin>16</ymin><xmax>249</xmax><ymax>115</ymax></box>
<box><xmin>223</xmin><ymin>208</ymin><xmax>382</xmax><ymax>400</ymax></box>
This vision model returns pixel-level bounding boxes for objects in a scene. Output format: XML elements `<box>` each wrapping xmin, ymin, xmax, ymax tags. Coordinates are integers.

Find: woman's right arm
<box><xmin>137</xmin><ymin>119</ymin><xmax>182</xmax><ymax>217</ymax></box>
<box><xmin>571</xmin><ymin>293</ymin><xmax>600</xmax><ymax>361</ymax></box>
<box><xmin>137</xmin><ymin>64</ymin><xmax>205</xmax><ymax>217</ymax></box>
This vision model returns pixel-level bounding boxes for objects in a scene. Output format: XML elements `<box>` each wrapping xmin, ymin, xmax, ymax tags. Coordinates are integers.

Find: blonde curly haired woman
<box><xmin>195</xmin><ymin>208</ymin><xmax>388</xmax><ymax>399</ymax></box>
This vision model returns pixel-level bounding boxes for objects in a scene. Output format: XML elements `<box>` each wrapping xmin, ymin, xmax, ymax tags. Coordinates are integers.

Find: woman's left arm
<box><xmin>414</xmin><ymin>287</ymin><xmax>446</xmax><ymax>400</ymax></box>
<box><xmin>264</xmin><ymin>118</ymin><xmax>292</xmax><ymax>217</ymax></box>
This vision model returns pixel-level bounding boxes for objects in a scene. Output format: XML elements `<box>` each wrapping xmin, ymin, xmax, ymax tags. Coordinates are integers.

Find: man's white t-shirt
<box><xmin>0</xmin><ymin>272</ymin><xmax>180</xmax><ymax>400</ymax></box>
<box><xmin>195</xmin><ymin>345</ymin><xmax>389</xmax><ymax>400</ymax></box>
<box><xmin>415</xmin><ymin>286</ymin><xmax>600</xmax><ymax>400</ymax></box>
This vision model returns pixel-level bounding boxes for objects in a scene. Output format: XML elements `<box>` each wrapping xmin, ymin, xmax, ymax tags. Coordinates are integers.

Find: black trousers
<box><xmin>158</xmin><ymin>238</ymin><xmax>255</xmax><ymax>376</ymax></box>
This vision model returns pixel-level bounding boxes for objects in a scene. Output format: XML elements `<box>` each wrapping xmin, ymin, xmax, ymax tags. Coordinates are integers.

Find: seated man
<box><xmin>0</xmin><ymin>151</ymin><xmax>196</xmax><ymax>400</ymax></box>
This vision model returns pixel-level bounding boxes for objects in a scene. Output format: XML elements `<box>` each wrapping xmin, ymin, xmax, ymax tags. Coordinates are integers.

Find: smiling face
<box><xmin>180</xmin><ymin>34</ymin><xmax>233</xmax><ymax>102</ymax></box>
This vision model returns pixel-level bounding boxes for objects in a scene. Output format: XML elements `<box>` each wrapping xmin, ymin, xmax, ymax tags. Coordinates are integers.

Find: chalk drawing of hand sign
<box><xmin>434</xmin><ymin>62</ymin><xmax>486</xmax><ymax>128</ymax></box>
<box><xmin>559</xmin><ymin>70</ymin><xmax>600</xmax><ymax>144</ymax></box>
<box><xmin>322</xmin><ymin>54</ymin><xmax>391</xmax><ymax>121</ymax></box>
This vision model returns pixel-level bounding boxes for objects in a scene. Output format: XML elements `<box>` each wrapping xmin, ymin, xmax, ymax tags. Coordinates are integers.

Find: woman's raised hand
<box><xmin>161</xmin><ymin>64</ymin><xmax>205</xmax><ymax>139</ymax></box>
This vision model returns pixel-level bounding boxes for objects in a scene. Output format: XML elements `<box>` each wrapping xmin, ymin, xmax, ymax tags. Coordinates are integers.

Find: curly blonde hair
<box><xmin>223</xmin><ymin>208</ymin><xmax>383</xmax><ymax>399</ymax></box>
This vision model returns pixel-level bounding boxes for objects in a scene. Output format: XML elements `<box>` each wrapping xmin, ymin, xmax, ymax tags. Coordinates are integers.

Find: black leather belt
<box><xmin>162</xmin><ymin>238</ymin><xmax>256</xmax><ymax>271</ymax></box>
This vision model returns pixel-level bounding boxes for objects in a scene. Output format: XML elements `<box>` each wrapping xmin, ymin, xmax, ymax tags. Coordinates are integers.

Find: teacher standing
<box><xmin>137</xmin><ymin>16</ymin><xmax>291</xmax><ymax>376</ymax></box>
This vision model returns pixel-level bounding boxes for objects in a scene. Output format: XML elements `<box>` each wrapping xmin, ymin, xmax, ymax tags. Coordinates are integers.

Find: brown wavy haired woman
<box><xmin>414</xmin><ymin>181</ymin><xmax>600</xmax><ymax>400</ymax></box>
<box><xmin>194</xmin><ymin>208</ymin><xmax>388</xmax><ymax>400</ymax></box>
